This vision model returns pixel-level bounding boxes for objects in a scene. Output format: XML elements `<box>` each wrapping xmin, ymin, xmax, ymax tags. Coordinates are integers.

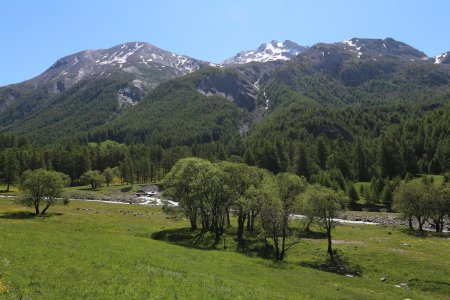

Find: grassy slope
<box><xmin>0</xmin><ymin>199</ymin><xmax>449</xmax><ymax>299</ymax></box>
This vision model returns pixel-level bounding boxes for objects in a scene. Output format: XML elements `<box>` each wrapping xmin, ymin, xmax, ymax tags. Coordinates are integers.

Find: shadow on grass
<box><xmin>74</xmin><ymin>187</ymin><xmax>101</xmax><ymax>192</ymax></box>
<box><xmin>400</xmin><ymin>228</ymin><xmax>450</xmax><ymax>238</ymax></box>
<box><xmin>410</xmin><ymin>278</ymin><xmax>450</xmax><ymax>287</ymax></box>
<box><xmin>300</xmin><ymin>250</ymin><xmax>363</xmax><ymax>276</ymax></box>
<box><xmin>152</xmin><ymin>227</ymin><xmax>276</xmax><ymax>259</ymax></box>
<box><xmin>302</xmin><ymin>229</ymin><xmax>328</xmax><ymax>239</ymax></box>
<box><xmin>0</xmin><ymin>211</ymin><xmax>63</xmax><ymax>219</ymax></box>
<box><xmin>151</xmin><ymin>228</ymin><xmax>218</xmax><ymax>250</ymax></box>
<box><xmin>352</xmin><ymin>202</ymin><xmax>389</xmax><ymax>212</ymax></box>
<box><xmin>408</xmin><ymin>278</ymin><xmax>450</xmax><ymax>295</ymax></box>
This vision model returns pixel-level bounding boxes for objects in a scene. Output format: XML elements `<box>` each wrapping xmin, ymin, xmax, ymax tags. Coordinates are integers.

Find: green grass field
<box><xmin>0</xmin><ymin>199</ymin><xmax>449</xmax><ymax>299</ymax></box>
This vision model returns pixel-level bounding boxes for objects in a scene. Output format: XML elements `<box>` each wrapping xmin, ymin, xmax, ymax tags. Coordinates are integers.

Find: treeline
<box><xmin>0</xmin><ymin>136</ymin><xmax>183</xmax><ymax>189</ymax></box>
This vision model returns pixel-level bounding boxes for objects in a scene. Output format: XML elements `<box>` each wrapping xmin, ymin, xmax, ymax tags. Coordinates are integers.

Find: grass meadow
<box><xmin>0</xmin><ymin>198</ymin><xmax>449</xmax><ymax>299</ymax></box>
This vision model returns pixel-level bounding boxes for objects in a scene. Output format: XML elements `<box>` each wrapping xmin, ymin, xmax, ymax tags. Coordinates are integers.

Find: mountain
<box><xmin>2</xmin><ymin>37</ymin><xmax>450</xmax><ymax>149</ymax></box>
<box><xmin>80</xmin><ymin>38</ymin><xmax>450</xmax><ymax>154</ymax></box>
<box><xmin>32</xmin><ymin>41</ymin><xmax>209</xmax><ymax>93</ymax></box>
<box><xmin>223</xmin><ymin>40</ymin><xmax>307</xmax><ymax>65</ymax></box>
<box><xmin>0</xmin><ymin>41</ymin><xmax>209</xmax><ymax>111</ymax></box>
<box><xmin>0</xmin><ymin>42</ymin><xmax>212</xmax><ymax>142</ymax></box>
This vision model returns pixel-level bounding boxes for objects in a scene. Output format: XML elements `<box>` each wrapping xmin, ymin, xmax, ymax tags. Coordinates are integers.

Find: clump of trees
<box><xmin>393</xmin><ymin>181</ymin><xmax>450</xmax><ymax>232</ymax></box>
<box><xmin>81</xmin><ymin>170</ymin><xmax>105</xmax><ymax>190</ymax></box>
<box><xmin>163</xmin><ymin>157</ymin><xmax>346</xmax><ymax>262</ymax></box>
<box><xmin>19</xmin><ymin>168</ymin><xmax>70</xmax><ymax>215</ymax></box>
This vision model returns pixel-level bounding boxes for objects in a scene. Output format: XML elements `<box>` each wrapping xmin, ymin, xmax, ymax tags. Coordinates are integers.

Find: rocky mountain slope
<box><xmin>31</xmin><ymin>41</ymin><xmax>209</xmax><ymax>93</ymax></box>
<box><xmin>0</xmin><ymin>42</ymin><xmax>211</xmax><ymax>138</ymax></box>
<box><xmin>0</xmin><ymin>41</ymin><xmax>210</xmax><ymax>112</ymax></box>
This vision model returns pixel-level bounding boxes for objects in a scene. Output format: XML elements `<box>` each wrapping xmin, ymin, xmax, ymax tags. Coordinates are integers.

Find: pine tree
<box><xmin>347</xmin><ymin>182</ymin><xmax>359</xmax><ymax>207</ymax></box>
<box><xmin>1</xmin><ymin>149</ymin><xmax>19</xmax><ymax>192</ymax></box>
<box><xmin>381</xmin><ymin>183</ymin><xmax>393</xmax><ymax>209</ymax></box>
<box><xmin>120</xmin><ymin>156</ymin><xmax>135</xmax><ymax>186</ymax></box>
<box><xmin>356</xmin><ymin>140</ymin><xmax>369</xmax><ymax>181</ymax></box>
<box><xmin>295</xmin><ymin>146</ymin><xmax>310</xmax><ymax>179</ymax></box>
<box><xmin>317</xmin><ymin>138</ymin><xmax>328</xmax><ymax>170</ymax></box>
<box><xmin>428</xmin><ymin>157</ymin><xmax>442</xmax><ymax>175</ymax></box>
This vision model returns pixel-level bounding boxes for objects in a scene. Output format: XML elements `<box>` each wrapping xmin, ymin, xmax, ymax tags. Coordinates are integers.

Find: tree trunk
<box><xmin>34</xmin><ymin>201</ymin><xmax>40</xmax><ymax>215</ymax></box>
<box><xmin>189</xmin><ymin>216</ymin><xmax>197</xmax><ymax>230</ymax></box>
<box><xmin>214</xmin><ymin>224</ymin><xmax>221</xmax><ymax>245</ymax></box>
<box><xmin>432</xmin><ymin>218</ymin><xmax>441</xmax><ymax>232</ymax></box>
<box><xmin>237</xmin><ymin>212</ymin><xmax>246</xmax><ymax>250</ymax></box>
<box><xmin>408</xmin><ymin>217</ymin><xmax>413</xmax><ymax>230</ymax></box>
<box><xmin>327</xmin><ymin>226</ymin><xmax>333</xmax><ymax>258</ymax></box>
<box><xmin>6</xmin><ymin>181</ymin><xmax>10</xmax><ymax>192</ymax></box>
<box><xmin>225</xmin><ymin>207</ymin><xmax>230</xmax><ymax>227</ymax></box>
<box><xmin>279</xmin><ymin>215</ymin><xmax>288</xmax><ymax>261</ymax></box>
<box><xmin>273</xmin><ymin>228</ymin><xmax>280</xmax><ymax>262</ymax></box>
<box><xmin>41</xmin><ymin>203</ymin><xmax>51</xmax><ymax>215</ymax></box>
<box><xmin>418</xmin><ymin>217</ymin><xmax>424</xmax><ymax>231</ymax></box>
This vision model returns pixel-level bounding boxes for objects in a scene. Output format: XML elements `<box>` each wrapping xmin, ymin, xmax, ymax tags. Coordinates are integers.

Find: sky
<box><xmin>1</xmin><ymin>0</ymin><xmax>450</xmax><ymax>86</ymax></box>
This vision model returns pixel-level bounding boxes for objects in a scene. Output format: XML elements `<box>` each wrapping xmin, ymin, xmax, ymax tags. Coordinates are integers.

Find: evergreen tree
<box><xmin>244</xmin><ymin>148</ymin><xmax>255</xmax><ymax>166</ymax></box>
<box><xmin>381</xmin><ymin>183</ymin><xmax>393</xmax><ymax>209</ymax></box>
<box><xmin>379</xmin><ymin>138</ymin><xmax>402</xmax><ymax>179</ymax></box>
<box><xmin>120</xmin><ymin>156</ymin><xmax>135</xmax><ymax>186</ymax></box>
<box><xmin>428</xmin><ymin>157</ymin><xmax>442</xmax><ymax>175</ymax></box>
<box><xmin>1</xmin><ymin>149</ymin><xmax>19</xmax><ymax>192</ymax></box>
<box><xmin>316</xmin><ymin>138</ymin><xmax>328</xmax><ymax>170</ymax></box>
<box><xmin>347</xmin><ymin>182</ymin><xmax>359</xmax><ymax>207</ymax></box>
<box><xmin>295</xmin><ymin>145</ymin><xmax>310</xmax><ymax>179</ymax></box>
<box><xmin>356</xmin><ymin>140</ymin><xmax>369</xmax><ymax>182</ymax></box>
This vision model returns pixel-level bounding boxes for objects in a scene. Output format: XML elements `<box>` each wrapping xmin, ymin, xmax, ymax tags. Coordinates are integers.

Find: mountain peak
<box><xmin>336</xmin><ymin>37</ymin><xmax>427</xmax><ymax>60</ymax></box>
<box><xmin>34</xmin><ymin>41</ymin><xmax>208</xmax><ymax>93</ymax></box>
<box><xmin>223</xmin><ymin>40</ymin><xmax>308</xmax><ymax>65</ymax></box>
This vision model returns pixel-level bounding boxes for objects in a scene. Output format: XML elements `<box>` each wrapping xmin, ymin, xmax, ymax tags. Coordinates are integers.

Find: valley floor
<box><xmin>0</xmin><ymin>199</ymin><xmax>449</xmax><ymax>299</ymax></box>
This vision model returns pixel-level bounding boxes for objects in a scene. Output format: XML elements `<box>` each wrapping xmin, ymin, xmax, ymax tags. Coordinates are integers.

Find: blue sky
<box><xmin>1</xmin><ymin>0</ymin><xmax>450</xmax><ymax>86</ymax></box>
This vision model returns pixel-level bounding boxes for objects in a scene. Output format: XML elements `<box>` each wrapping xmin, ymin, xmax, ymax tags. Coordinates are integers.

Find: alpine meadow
<box><xmin>1</xmin><ymin>1</ymin><xmax>450</xmax><ymax>299</ymax></box>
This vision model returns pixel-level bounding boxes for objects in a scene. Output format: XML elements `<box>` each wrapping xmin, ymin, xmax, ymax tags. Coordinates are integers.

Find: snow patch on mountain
<box><xmin>223</xmin><ymin>40</ymin><xmax>307</xmax><ymax>64</ymax></box>
<box><xmin>99</xmin><ymin>43</ymin><xmax>144</xmax><ymax>67</ymax></box>
<box><xmin>434</xmin><ymin>52</ymin><xmax>449</xmax><ymax>64</ymax></box>
<box><xmin>342</xmin><ymin>39</ymin><xmax>363</xmax><ymax>58</ymax></box>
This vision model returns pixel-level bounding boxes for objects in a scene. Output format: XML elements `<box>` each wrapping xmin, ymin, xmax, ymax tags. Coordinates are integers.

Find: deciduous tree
<box><xmin>19</xmin><ymin>169</ymin><xmax>69</xmax><ymax>215</ymax></box>
<box><xmin>301</xmin><ymin>185</ymin><xmax>348</xmax><ymax>262</ymax></box>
